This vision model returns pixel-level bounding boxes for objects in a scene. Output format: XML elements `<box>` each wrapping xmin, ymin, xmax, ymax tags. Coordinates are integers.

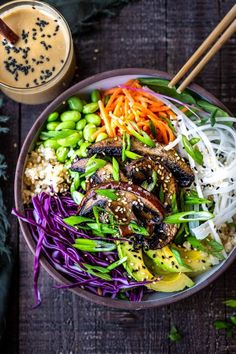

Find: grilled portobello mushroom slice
<box><xmin>125</xmin><ymin>158</ymin><xmax>177</xmax><ymax>209</ymax></box>
<box><xmin>77</xmin><ymin>181</ymin><xmax>177</xmax><ymax>249</ymax></box>
<box><xmin>70</xmin><ymin>158</ymin><xmax>127</xmax><ymax>189</ymax></box>
<box><xmin>88</xmin><ymin>137</ymin><xmax>194</xmax><ymax>187</ymax></box>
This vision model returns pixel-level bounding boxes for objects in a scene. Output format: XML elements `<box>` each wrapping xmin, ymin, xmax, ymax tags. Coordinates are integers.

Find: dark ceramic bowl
<box><xmin>14</xmin><ymin>68</ymin><xmax>236</xmax><ymax>309</ymax></box>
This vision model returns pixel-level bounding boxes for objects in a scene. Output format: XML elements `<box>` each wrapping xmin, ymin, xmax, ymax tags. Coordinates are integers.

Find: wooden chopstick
<box><xmin>168</xmin><ymin>4</ymin><xmax>236</xmax><ymax>93</ymax></box>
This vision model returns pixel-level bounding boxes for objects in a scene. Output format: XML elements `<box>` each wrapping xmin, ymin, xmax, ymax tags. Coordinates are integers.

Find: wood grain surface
<box><xmin>1</xmin><ymin>0</ymin><xmax>236</xmax><ymax>353</ymax></box>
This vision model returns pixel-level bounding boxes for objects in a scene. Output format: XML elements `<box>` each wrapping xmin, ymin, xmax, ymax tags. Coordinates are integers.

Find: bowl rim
<box><xmin>14</xmin><ymin>68</ymin><xmax>236</xmax><ymax>310</ymax></box>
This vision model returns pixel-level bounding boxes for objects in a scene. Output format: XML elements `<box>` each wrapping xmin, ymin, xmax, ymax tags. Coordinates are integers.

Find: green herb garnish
<box><xmin>129</xmin><ymin>222</ymin><xmax>149</xmax><ymax>236</ymax></box>
<box><xmin>112</xmin><ymin>157</ymin><xmax>119</xmax><ymax>181</ymax></box>
<box><xmin>149</xmin><ymin>120</ymin><xmax>157</xmax><ymax>137</ymax></box>
<box><xmin>107</xmin><ymin>257</ymin><xmax>128</xmax><ymax>271</ymax></box>
<box><xmin>63</xmin><ymin>215</ymin><xmax>94</xmax><ymax>226</ymax></box>
<box><xmin>189</xmin><ymin>137</ymin><xmax>201</xmax><ymax>145</ymax></box>
<box><xmin>85</xmin><ymin>156</ymin><xmax>107</xmax><ymax>177</ymax></box>
<box><xmin>125</xmin><ymin>150</ymin><xmax>142</xmax><ymax>159</ymax></box>
<box><xmin>182</xmin><ymin>135</ymin><xmax>203</xmax><ymax>165</ymax></box>
<box><xmin>73</xmin><ymin>239</ymin><xmax>116</xmax><ymax>252</ymax></box>
<box><xmin>164</xmin><ymin>210</ymin><xmax>214</xmax><ymax>224</ymax></box>
<box><xmin>168</xmin><ymin>326</ymin><xmax>182</xmax><ymax>342</ymax></box>
<box><xmin>95</xmin><ymin>189</ymin><xmax>118</xmax><ymax>200</ymax></box>
<box><xmin>224</xmin><ymin>299</ymin><xmax>236</xmax><ymax>308</ymax></box>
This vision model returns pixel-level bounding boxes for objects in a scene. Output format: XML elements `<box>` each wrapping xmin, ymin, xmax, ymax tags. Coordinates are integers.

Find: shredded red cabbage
<box><xmin>13</xmin><ymin>192</ymin><xmax>150</xmax><ymax>306</ymax></box>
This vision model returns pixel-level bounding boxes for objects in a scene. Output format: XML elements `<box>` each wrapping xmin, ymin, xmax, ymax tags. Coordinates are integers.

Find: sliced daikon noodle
<box><xmin>145</xmin><ymin>87</ymin><xmax>236</xmax><ymax>251</ymax></box>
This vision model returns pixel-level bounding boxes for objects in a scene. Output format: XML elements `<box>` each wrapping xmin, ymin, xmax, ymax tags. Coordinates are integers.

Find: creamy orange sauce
<box><xmin>0</xmin><ymin>5</ymin><xmax>69</xmax><ymax>88</ymax></box>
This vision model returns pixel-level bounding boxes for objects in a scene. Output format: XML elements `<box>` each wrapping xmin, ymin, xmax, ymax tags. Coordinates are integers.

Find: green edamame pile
<box><xmin>39</xmin><ymin>90</ymin><xmax>108</xmax><ymax>164</ymax></box>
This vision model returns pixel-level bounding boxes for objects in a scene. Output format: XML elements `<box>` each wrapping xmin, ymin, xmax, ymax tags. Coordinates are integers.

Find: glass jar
<box><xmin>0</xmin><ymin>0</ymin><xmax>75</xmax><ymax>104</ymax></box>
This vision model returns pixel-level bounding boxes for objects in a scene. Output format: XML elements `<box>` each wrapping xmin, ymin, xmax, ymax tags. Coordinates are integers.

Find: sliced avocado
<box><xmin>118</xmin><ymin>242</ymin><xmax>194</xmax><ymax>292</ymax></box>
<box><xmin>145</xmin><ymin>246</ymin><xmax>191</xmax><ymax>273</ymax></box>
<box><xmin>172</xmin><ymin>246</ymin><xmax>213</xmax><ymax>276</ymax></box>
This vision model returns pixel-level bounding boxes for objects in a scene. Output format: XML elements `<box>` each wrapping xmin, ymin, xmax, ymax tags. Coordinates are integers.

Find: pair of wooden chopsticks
<box><xmin>169</xmin><ymin>4</ymin><xmax>236</xmax><ymax>93</ymax></box>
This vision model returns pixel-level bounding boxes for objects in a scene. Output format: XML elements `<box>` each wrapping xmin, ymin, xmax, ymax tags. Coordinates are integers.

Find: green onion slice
<box><xmin>164</xmin><ymin>210</ymin><xmax>214</xmax><ymax>224</ymax></box>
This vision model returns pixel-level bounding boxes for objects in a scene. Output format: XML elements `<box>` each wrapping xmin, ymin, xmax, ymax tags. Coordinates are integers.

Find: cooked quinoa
<box><xmin>23</xmin><ymin>146</ymin><xmax>70</xmax><ymax>204</ymax></box>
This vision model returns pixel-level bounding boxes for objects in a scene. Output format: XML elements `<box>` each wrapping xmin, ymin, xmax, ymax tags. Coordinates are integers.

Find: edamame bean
<box><xmin>67</xmin><ymin>96</ymin><xmax>83</xmax><ymax>112</ymax></box>
<box><xmin>56</xmin><ymin>147</ymin><xmax>69</xmax><ymax>163</ymax></box>
<box><xmin>57</xmin><ymin>132</ymin><xmax>81</xmax><ymax>147</ymax></box>
<box><xmin>80</xmin><ymin>142</ymin><xmax>91</xmax><ymax>157</ymax></box>
<box><xmin>44</xmin><ymin>139</ymin><xmax>60</xmax><ymax>149</ymax></box>
<box><xmin>85</xmin><ymin>113</ymin><xmax>101</xmax><ymax>126</ymax></box>
<box><xmin>82</xmin><ymin>102</ymin><xmax>99</xmax><ymax>114</ymax></box>
<box><xmin>83</xmin><ymin>123</ymin><xmax>97</xmax><ymax>142</ymax></box>
<box><xmin>46</xmin><ymin>122</ymin><xmax>60</xmax><ymax>131</ymax></box>
<box><xmin>76</xmin><ymin>119</ymin><xmax>87</xmax><ymax>131</ymax></box>
<box><xmin>81</xmin><ymin>180</ymin><xmax>86</xmax><ymax>191</ymax></box>
<box><xmin>96</xmin><ymin>132</ymin><xmax>108</xmax><ymax>142</ymax></box>
<box><xmin>77</xmin><ymin>137</ymin><xmax>85</xmax><ymax>146</ymax></box>
<box><xmin>47</xmin><ymin>112</ymin><xmax>59</xmax><ymax>122</ymax></box>
<box><xmin>60</xmin><ymin>110</ymin><xmax>81</xmax><ymax>122</ymax></box>
<box><xmin>91</xmin><ymin>90</ymin><xmax>101</xmax><ymax>103</ymax></box>
<box><xmin>56</xmin><ymin>121</ymin><xmax>76</xmax><ymax>131</ymax></box>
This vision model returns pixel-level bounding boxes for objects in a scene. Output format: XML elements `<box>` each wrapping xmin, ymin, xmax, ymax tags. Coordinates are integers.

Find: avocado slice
<box><xmin>172</xmin><ymin>247</ymin><xmax>213</xmax><ymax>276</ymax></box>
<box><xmin>118</xmin><ymin>242</ymin><xmax>194</xmax><ymax>292</ymax></box>
<box><xmin>145</xmin><ymin>246</ymin><xmax>191</xmax><ymax>273</ymax></box>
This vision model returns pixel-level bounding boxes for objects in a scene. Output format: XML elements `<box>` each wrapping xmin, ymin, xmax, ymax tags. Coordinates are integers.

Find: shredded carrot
<box><xmin>99</xmin><ymin>79</ymin><xmax>176</xmax><ymax>144</ymax></box>
<box><xmin>92</xmin><ymin>126</ymin><xmax>106</xmax><ymax>139</ymax></box>
<box><xmin>98</xmin><ymin>100</ymin><xmax>113</xmax><ymax>137</ymax></box>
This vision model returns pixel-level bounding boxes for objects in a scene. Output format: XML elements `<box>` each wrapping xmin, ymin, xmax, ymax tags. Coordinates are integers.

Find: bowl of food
<box><xmin>14</xmin><ymin>68</ymin><xmax>236</xmax><ymax>309</ymax></box>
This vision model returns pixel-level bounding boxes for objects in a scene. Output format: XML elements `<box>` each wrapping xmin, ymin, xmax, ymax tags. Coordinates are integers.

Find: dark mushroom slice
<box><xmin>70</xmin><ymin>158</ymin><xmax>89</xmax><ymax>173</ymax></box>
<box><xmin>125</xmin><ymin>158</ymin><xmax>177</xmax><ymax>209</ymax></box>
<box><xmin>88</xmin><ymin>137</ymin><xmax>194</xmax><ymax>187</ymax></box>
<box><xmin>148</xmin><ymin>222</ymin><xmax>178</xmax><ymax>249</ymax></box>
<box><xmin>87</xmin><ymin>137</ymin><xmax>122</xmax><ymax>156</ymax></box>
<box><xmin>70</xmin><ymin>159</ymin><xmax>127</xmax><ymax>189</ymax></box>
<box><xmin>131</xmin><ymin>139</ymin><xmax>194</xmax><ymax>188</ymax></box>
<box><xmin>78</xmin><ymin>181</ymin><xmax>165</xmax><ymax>221</ymax></box>
<box><xmin>77</xmin><ymin>181</ymin><xmax>177</xmax><ymax>248</ymax></box>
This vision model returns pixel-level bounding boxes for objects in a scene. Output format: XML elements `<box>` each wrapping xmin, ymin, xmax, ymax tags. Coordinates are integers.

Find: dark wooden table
<box><xmin>1</xmin><ymin>1</ymin><xmax>236</xmax><ymax>353</ymax></box>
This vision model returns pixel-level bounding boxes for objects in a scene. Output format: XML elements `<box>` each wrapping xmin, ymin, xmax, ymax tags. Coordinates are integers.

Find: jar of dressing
<box><xmin>0</xmin><ymin>0</ymin><xmax>75</xmax><ymax>104</ymax></box>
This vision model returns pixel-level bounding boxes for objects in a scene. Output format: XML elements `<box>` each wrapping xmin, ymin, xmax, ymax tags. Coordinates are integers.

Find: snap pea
<box><xmin>56</xmin><ymin>121</ymin><xmax>76</xmax><ymax>131</ymax></box>
<box><xmin>83</xmin><ymin>123</ymin><xmax>97</xmax><ymax>142</ymax></box>
<box><xmin>96</xmin><ymin>132</ymin><xmax>108</xmax><ymax>142</ymax></box>
<box><xmin>44</xmin><ymin>139</ymin><xmax>60</xmax><ymax>149</ymax></box>
<box><xmin>76</xmin><ymin>119</ymin><xmax>87</xmax><ymax>131</ymax></box>
<box><xmin>91</xmin><ymin>90</ymin><xmax>101</xmax><ymax>103</ymax></box>
<box><xmin>56</xmin><ymin>147</ymin><xmax>69</xmax><ymax>163</ymax></box>
<box><xmin>67</xmin><ymin>96</ymin><xmax>83</xmax><ymax>112</ymax></box>
<box><xmin>82</xmin><ymin>102</ymin><xmax>99</xmax><ymax>114</ymax></box>
<box><xmin>46</xmin><ymin>122</ymin><xmax>60</xmax><ymax>131</ymax></box>
<box><xmin>80</xmin><ymin>142</ymin><xmax>91</xmax><ymax>157</ymax></box>
<box><xmin>81</xmin><ymin>180</ymin><xmax>86</xmax><ymax>191</ymax></box>
<box><xmin>47</xmin><ymin>112</ymin><xmax>59</xmax><ymax>122</ymax></box>
<box><xmin>85</xmin><ymin>113</ymin><xmax>101</xmax><ymax>126</ymax></box>
<box><xmin>60</xmin><ymin>110</ymin><xmax>81</xmax><ymax>122</ymax></box>
<box><xmin>57</xmin><ymin>132</ymin><xmax>82</xmax><ymax>147</ymax></box>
